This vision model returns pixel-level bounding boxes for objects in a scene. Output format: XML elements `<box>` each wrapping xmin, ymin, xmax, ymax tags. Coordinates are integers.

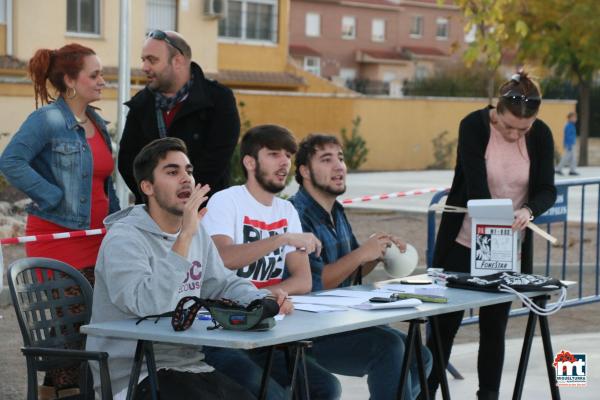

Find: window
<box><xmin>415</xmin><ymin>65</ymin><xmax>429</xmax><ymax>80</ymax></box>
<box><xmin>464</xmin><ymin>25</ymin><xmax>476</xmax><ymax>43</ymax></box>
<box><xmin>372</xmin><ymin>19</ymin><xmax>385</xmax><ymax>42</ymax></box>
<box><xmin>410</xmin><ymin>15</ymin><xmax>423</xmax><ymax>37</ymax></box>
<box><xmin>303</xmin><ymin>57</ymin><xmax>321</xmax><ymax>76</ymax></box>
<box><xmin>382</xmin><ymin>72</ymin><xmax>396</xmax><ymax>83</ymax></box>
<box><xmin>436</xmin><ymin>17</ymin><xmax>449</xmax><ymax>39</ymax></box>
<box><xmin>0</xmin><ymin>0</ymin><xmax>6</xmax><ymax>24</ymax></box>
<box><xmin>219</xmin><ymin>0</ymin><xmax>278</xmax><ymax>43</ymax></box>
<box><xmin>339</xmin><ymin>68</ymin><xmax>356</xmax><ymax>81</ymax></box>
<box><xmin>146</xmin><ymin>0</ymin><xmax>177</xmax><ymax>33</ymax></box>
<box><xmin>67</xmin><ymin>0</ymin><xmax>100</xmax><ymax>34</ymax></box>
<box><xmin>341</xmin><ymin>16</ymin><xmax>356</xmax><ymax>39</ymax></box>
<box><xmin>305</xmin><ymin>13</ymin><xmax>320</xmax><ymax>37</ymax></box>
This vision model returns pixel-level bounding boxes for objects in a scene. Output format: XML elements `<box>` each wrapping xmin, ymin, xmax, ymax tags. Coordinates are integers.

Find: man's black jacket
<box><xmin>118</xmin><ymin>62</ymin><xmax>240</xmax><ymax>203</ymax></box>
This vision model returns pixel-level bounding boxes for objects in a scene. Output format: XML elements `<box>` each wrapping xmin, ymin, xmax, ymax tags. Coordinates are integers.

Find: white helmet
<box><xmin>383</xmin><ymin>243</ymin><xmax>418</xmax><ymax>278</ymax></box>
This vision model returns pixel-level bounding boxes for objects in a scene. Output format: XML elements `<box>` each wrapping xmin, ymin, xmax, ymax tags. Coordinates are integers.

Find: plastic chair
<box><xmin>7</xmin><ymin>257</ymin><xmax>112</xmax><ymax>400</ymax></box>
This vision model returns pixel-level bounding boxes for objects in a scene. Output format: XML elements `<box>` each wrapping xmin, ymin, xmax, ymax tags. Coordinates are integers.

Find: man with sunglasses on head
<box><xmin>118</xmin><ymin>30</ymin><xmax>240</xmax><ymax>204</ymax></box>
<box><xmin>87</xmin><ymin>138</ymin><xmax>291</xmax><ymax>399</ymax></box>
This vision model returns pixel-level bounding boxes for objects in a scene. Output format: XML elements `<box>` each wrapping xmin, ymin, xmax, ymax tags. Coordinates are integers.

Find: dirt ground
<box><xmin>1</xmin><ymin>208</ymin><xmax>599</xmax><ymax>398</ymax></box>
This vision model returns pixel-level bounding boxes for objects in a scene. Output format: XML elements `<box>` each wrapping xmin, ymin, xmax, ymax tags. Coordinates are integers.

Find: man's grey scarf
<box><xmin>153</xmin><ymin>77</ymin><xmax>194</xmax><ymax>138</ymax></box>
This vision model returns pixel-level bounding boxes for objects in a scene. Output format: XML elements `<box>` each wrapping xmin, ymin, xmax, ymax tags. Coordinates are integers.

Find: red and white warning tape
<box><xmin>340</xmin><ymin>186</ymin><xmax>448</xmax><ymax>205</ymax></box>
<box><xmin>0</xmin><ymin>186</ymin><xmax>448</xmax><ymax>245</ymax></box>
<box><xmin>0</xmin><ymin>228</ymin><xmax>106</xmax><ymax>245</ymax></box>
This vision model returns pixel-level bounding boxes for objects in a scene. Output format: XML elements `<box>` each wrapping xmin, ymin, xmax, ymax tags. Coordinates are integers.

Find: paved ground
<box><xmin>336</xmin><ymin>332</ymin><xmax>597</xmax><ymax>399</ymax></box>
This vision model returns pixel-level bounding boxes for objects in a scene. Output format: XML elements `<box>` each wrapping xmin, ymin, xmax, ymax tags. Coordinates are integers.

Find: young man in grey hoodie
<box><xmin>86</xmin><ymin>137</ymin><xmax>292</xmax><ymax>399</ymax></box>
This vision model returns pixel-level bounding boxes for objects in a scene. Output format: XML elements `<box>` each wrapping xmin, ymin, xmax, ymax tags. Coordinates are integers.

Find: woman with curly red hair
<box><xmin>0</xmin><ymin>43</ymin><xmax>120</xmax><ymax>397</ymax></box>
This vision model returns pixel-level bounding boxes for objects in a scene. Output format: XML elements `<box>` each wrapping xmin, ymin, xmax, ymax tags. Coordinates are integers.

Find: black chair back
<box><xmin>8</xmin><ymin>257</ymin><xmax>111</xmax><ymax>400</ymax></box>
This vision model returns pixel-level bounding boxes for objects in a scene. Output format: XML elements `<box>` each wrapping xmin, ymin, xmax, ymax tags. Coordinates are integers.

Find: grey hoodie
<box><xmin>86</xmin><ymin>205</ymin><xmax>269</xmax><ymax>395</ymax></box>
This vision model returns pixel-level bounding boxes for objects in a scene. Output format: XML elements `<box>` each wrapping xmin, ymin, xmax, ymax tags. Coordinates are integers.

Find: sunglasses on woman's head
<box><xmin>147</xmin><ymin>30</ymin><xmax>184</xmax><ymax>55</ymax></box>
<box><xmin>501</xmin><ymin>89</ymin><xmax>541</xmax><ymax>110</ymax></box>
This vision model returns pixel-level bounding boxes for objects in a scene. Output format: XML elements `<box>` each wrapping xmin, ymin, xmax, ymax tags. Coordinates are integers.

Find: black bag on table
<box><xmin>445</xmin><ymin>271</ymin><xmax>567</xmax><ymax>316</ymax></box>
<box><xmin>446</xmin><ymin>271</ymin><xmax>565</xmax><ymax>292</ymax></box>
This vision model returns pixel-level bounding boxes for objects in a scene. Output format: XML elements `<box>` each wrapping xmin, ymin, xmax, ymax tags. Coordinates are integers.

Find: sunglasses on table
<box><xmin>147</xmin><ymin>30</ymin><xmax>184</xmax><ymax>55</ymax></box>
<box><xmin>135</xmin><ymin>296</ymin><xmax>280</xmax><ymax>332</ymax></box>
<box><xmin>501</xmin><ymin>89</ymin><xmax>541</xmax><ymax>110</ymax></box>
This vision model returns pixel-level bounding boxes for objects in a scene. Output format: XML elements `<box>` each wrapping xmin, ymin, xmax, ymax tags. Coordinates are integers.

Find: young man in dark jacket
<box><xmin>118</xmin><ymin>30</ymin><xmax>240</xmax><ymax>203</ymax></box>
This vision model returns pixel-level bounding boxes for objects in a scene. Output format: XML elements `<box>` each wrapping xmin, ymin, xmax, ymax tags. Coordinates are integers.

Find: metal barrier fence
<box><xmin>427</xmin><ymin>177</ymin><xmax>600</xmax><ymax>323</ymax></box>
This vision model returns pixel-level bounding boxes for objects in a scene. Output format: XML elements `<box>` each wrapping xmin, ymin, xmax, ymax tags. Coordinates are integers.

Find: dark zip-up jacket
<box><xmin>433</xmin><ymin>107</ymin><xmax>557</xmax><ymax>273</ymax></box>
<box><xmin>118</xmin><ymin>62</ymin><xmax>240</xmax><ymax>203</ymax></box>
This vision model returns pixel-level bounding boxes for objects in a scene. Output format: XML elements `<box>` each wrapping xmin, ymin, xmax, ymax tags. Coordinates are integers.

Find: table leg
<box><xmin>126</xmin><ymin>340</ymin><xmax>144</xmax><ymax>400</ymax></box>
<box><xmin>429</xmin><ymin>316</ymin><xmax>451</xmax><ymax>400</ymax></box>
<box><xmin>414</xmin><ymin>321</ymin><xmax>430</xmax><ymax>400</ymax></box>
<box><xmin>513</xmin><ymin>304</ymin><xmax>538</xmax><ymax>400</ymax></box>
<box><xmin>398</xmin><ymin>321</ymin><xmax>417</xmax><ymax>400</ymax></box>
<box><xmin>143</xmin><ymin>341</ymin><xmax>160</xmax><ymax>400</ymax></box>
<box><xmin>259</xmin><ymin>346</ymin><xmax>276</xmax><ymax>400</ymax></box>
<box><xmin>289</xmin><ymin>344</ymin><xmax>302</xmax><ymax>400</ymax></box>
<box><xmin>538</xmin><ymin>298</ymin><xmax>561</xmax><ymax>400</ymax></box>
<box><xmin>287</xmin><ymin>341</ymin><xmax>312</xmax><ymax>400</ymax></box>
<box><xmin>299</xmin><ymin>345</ymin><xmax>311</xmax><ymax>400</ymax></box>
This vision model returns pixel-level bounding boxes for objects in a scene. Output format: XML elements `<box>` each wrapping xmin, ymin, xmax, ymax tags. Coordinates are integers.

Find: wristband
<box><xmin>522</xmin><ymin>205</ymin><xmax>534</xmax><ymax>221</ymax></box>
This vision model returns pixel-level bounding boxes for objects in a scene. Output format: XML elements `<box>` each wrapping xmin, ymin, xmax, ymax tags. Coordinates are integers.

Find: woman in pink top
<box><xmin>427</xmin><ymin>72</ymin><xmax>557</xmax><ymax>400</ymax></box>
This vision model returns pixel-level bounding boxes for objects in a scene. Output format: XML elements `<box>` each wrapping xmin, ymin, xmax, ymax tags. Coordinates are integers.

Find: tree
<box><xmin>442</xmin><ymin>0</ymin><xmax>527</xmax><ymax>103</ymax></box>
<box><xmin>514</xmin><ymin>0</ymin><xmax>600</xmax><ymax>165</ymax></box>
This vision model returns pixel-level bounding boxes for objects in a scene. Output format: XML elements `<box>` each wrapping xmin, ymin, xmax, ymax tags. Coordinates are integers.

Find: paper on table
<box><xmin>315</xmin><ymin>289</ymin><xmax>392</xmax><ymax>300</ymax></box>
<box><xmin>294</xmin><ymin>303</ymin><xmax>348</xmax><ymax>313</ymax></box>
<box><xmin>290</xmin><ymin>295</ymin><xmax>366</xmax><ymax>307</ymax></box>
<box><xmin>352</xmin><ymin>298</ymin><xmax>422</xmax><ymax>310</ymax></box>
<box><xmin>381</xmin><ymin>283</ymin><xmax>447</xmax><ymax>296</ymax></box>
<box><xmin>275</xmin><ymin>314</ymin><xmax>285</xmax><ymax>321</ymax></box>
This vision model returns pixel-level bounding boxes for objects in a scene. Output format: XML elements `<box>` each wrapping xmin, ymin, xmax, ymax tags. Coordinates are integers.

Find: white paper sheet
<box><xmin>380</xmin><ymin>283</ymin><xmax>447</xmax><ymax>296</ymax></box>
<box><xmin>290</xmin><ymin>295</ymin><xmax>365</xmax><ymax>307</ymax></box>
<box><xmin>315</xmin><ymin>289</ymin><xmax>392</xmax><ymax>300</ymax></box>
<box><xmin>294</xmin><ymin>303</ymin><xmax>348</xmax><ymax>313</ymax></box>
<box><xmin>351</xmin><ymin>298</ymin><xmax>422</xmax><ymax>310</ymax></box>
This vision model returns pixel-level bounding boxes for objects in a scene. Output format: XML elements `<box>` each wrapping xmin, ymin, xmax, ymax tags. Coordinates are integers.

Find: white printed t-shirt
<box><xmin>203</xmin><ymin>185</ymin><xmax>303</xmax><ymax>288</ymax></box>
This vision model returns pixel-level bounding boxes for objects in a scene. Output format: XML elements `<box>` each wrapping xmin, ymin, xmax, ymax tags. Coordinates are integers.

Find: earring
<box><xmin>65</xmin><ymin>87</ymin><xmax>77</xmax><ymax>99</ymax></box>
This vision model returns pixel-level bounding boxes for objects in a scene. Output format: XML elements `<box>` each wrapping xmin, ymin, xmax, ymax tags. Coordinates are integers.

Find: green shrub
<box><xmin>403</xmin><ymin>64</ymin><xmax>503</xmax><ymax>98</ymax></box>
<box><xmin>341</xmin><ymin>116</ymin><xmax>368</xmax><ymax>171</ymax></box>
<box><xmin>229</xmin><ymin>101</ymin><xmax>251</xmax><ymax>186</ymax></box>
<box><xmin>427</xmin><ymin>130</ymin><xmax>457</xmax><ymax>170</ymax></box>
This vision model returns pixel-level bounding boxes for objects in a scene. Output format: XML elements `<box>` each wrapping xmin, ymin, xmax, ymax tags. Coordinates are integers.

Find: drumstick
<box><xmin>429</xmin><ymin>204</ymin><xmax>558</xmax><ymax>244</ymax></box>
<box><xmin>527</xmin><ymin>222</ymin><xmax>558</xmax><ymax>245</ymax></box>
<box><xmin>428</xmin><ymin>204</ymin><xmax>468</xmax><ymax>213</ymax></box>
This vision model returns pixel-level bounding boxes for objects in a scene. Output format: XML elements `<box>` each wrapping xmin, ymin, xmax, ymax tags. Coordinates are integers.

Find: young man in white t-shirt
<box><xmin>202</xmin><ymin>125</ymin><xmax>341</xmax><ymax>399</ymax></box>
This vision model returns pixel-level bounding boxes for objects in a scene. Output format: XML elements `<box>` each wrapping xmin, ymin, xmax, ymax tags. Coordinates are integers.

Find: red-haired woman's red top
<box><xmin>25</xmin><ymin>122</ymin><xmax>114</xmax><ymax>269</ymax></box>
